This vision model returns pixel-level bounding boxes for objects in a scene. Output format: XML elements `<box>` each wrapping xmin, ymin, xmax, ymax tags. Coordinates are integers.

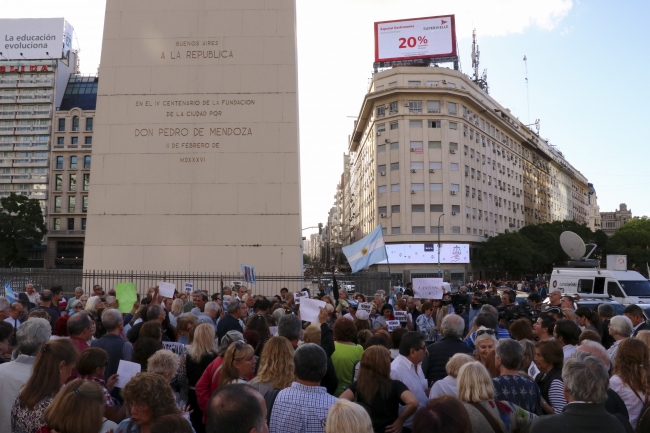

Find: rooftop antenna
<box><xmin>523</xmin><ymin>55</ymin><xmax>530</xmax><ymax>124</ymax></box>
<box><xmin>471</xmin><ymin>29</ymin><xmax>489</xmax><ymax>93</ymax></box>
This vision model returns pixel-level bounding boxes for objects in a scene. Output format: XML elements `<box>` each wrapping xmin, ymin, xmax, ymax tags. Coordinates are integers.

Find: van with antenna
<box><xmin>549</xmin><ymin>231</ymin><xmax>650</xmax><ymax>306</ymax></box>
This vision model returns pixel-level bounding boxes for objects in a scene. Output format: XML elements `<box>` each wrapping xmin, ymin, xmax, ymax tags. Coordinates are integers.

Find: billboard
<box><xmin>374</xmin><ymin>15</ymin><xmax>456</xmax><ymax>63</ymax></box>
<box><xmin>0</xmin><ymin>18</ymin><xmax>73</xmax><ymax>60</ymax></box>
<box><xmin>377</xmin><ymin>243</ymin><xmax>469</xmax><ymax>265</ymax></box>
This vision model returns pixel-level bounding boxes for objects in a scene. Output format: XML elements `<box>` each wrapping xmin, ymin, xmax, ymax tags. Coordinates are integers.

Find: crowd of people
<box><xmin>0</xmin><ymin>280</ymin><xmax>648</xmax><ymax>433</ymax></box>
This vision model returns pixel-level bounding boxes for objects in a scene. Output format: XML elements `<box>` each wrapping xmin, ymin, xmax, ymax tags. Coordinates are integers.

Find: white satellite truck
<box><xmin>549</xmin><ymin>231</ymin><xmax>650</xmax><ymax>305</ymax></box>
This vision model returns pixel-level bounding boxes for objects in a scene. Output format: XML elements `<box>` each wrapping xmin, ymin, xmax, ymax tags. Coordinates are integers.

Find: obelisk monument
<box><xmin>84</xmin><ymin>0</ymin><xmax>302</xmax><ymax>273</ymax></box>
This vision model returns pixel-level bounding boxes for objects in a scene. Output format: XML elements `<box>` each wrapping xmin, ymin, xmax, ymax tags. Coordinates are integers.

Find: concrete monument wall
<box><xmin>84</xmin><ymin>0</ymin><xmax>302</xmax><ymax>273</ymax></box>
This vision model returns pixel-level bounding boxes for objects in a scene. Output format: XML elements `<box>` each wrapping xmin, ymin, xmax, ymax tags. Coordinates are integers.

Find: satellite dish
<box><xmin>560</xmin><ymin>231</ymin><xmax>586</xmax><ymax>260</ymax></box>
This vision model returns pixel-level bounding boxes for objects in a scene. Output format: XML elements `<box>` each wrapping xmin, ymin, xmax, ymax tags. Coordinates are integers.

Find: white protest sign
<box><xmin>269</xmin><ymin>326</ymin><xmax>278</xmax><ymax>336</ymax></box>
<box><xmin>162</xmin><ymin>341</ymin><xmax>186</xmax><ymax>358</ymax></box>
<box><xmin>157</xmin><ymin>281</ymin><xmax>176</xmax><ymax>298</ymax></box>
<box><xmin>184</xmin><ymin>282</ymin><xmax>193</xmax><ymax>292</ymax></box>
<box><xmin>413</xmin><ymin>278</ymin><xmax>444</xmax><ymax>299</ymax></box>
<box><xmin>528</xmin><ymin>361</ymin><xmax>540</xmax><ymax>379</ymax></box>
<box><xmin>358</xmin><ymin>302</ymin><xmax>372</xmax><ymax>312</ymax></box>
<box><xmin>115</xmin><ymin>360</ymin><xmax>141</xmax><ymax>388</ymax></box>
<box><xmin>293</xmin><ymin>292</ymin><xmax>308</xmax><ymax>305</ymax></box>
<box><xmin>386</xmin><ymin>320</ymin><xmax>401</xmax><ymax>332</ymax></box>
<box><xmin>395</xmin><ymin>310</ymin><xmax>408</xmax><ymax>323</ymax></box>
<box><xmin>299</xmin><ymin>297</ymin><xmax>326</xmax><ymax>323</ymax></box>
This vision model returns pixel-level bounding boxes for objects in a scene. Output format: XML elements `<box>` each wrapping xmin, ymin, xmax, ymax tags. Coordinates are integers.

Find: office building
<box><xmin>601</xmin><ymin>203</ymin><xmax>632</xmax><ymax>236</ymax></box>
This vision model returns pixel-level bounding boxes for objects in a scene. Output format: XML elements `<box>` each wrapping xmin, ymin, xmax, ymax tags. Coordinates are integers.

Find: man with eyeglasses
<box><xmin>67</xmin><ymin>287</ymin><xmax>85</xmax><ymax>312</ymax></box>
<box><xmin>544</xmin><ymin>290</ymin><xmax>563</xmax><ymax>311</ymax></box>
<box><xmin>390</xmin><ymin>332</ymin><xmax>429</xmax><ymax>432</ymax></box>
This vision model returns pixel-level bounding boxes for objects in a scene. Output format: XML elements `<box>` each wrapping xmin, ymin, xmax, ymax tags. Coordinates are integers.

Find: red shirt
<box><xmin>70</xmin><ymin>336</ymin><xmax>90</xmax><ymax>353</ymax></box>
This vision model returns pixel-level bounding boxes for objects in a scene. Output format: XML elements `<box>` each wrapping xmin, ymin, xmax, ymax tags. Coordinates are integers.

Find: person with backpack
<box><xmin>610</xmin><ymin>338</ymin><xmax>650</xmax><ymax>431</ymax></box>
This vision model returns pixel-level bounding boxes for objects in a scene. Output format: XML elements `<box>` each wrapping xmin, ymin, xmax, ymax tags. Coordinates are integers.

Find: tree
<box><xmin>303</xmin><ymin>254</ymin><xmax>311</xmax><ymax>265</ymax></box>
<box><xmin>474</xmin><ymin>232</ymin><xmax>536</xmax><ymax>278</ymax></box>
<box><xmin>0</xmin><ymin>193</ymin><xmax>47</xmax><ymax>267</ymax></box>
<box><xmin>607</xmin><ymin>217</ymin><xmax>650</xmax><ymax>273</ymax></box>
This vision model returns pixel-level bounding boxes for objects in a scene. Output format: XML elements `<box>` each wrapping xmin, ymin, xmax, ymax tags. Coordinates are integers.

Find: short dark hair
<box><xmin>207</xmin><ymin>384</ymin><xmax>264</xmax><ymax>433</ymax></box>
<box><xmin>475</xmin><ymin>313</ymin><xmax>497</xmax><ymax>330</ymax></box>
<box><xmin>151</xmin><ymin>414</ymin><xmax>194</xmax><ymax>433</ymax></box>
<box><xmin>252</xmin><ymin>298</ymin><xmax>271</xmax><ymax>312</ymax></box>
<box><xmin>381</xmin><ymin>304</ymin><xmax>394</xmax><ymax>314</ymax></box>
<box><xmin>527</xmin><ymin>293</ymin><xmax>541</xmax><ymax>303</ymax></box>
<box><xmin>280</xmin><ymin>288</ymin><xmax>288</xmax><ymax>293</ymax></box>
<box><xmin>536</xmin><ymin>339</ymin><xmax>564</xmax><ymax>370</ymax></box>
<box><xmin>406</xmin><ymin>282</ymin><xmax>413</xmax><ymax>288</ymax></box>
<box><xmin>538</xmin><ymin>313</ymin><xmax>556</xmax><ymax>336</ymax></box>
<box><xmin>333</xmin><ymin>318</ymin><xmax>357</xmax><ymax>342</ymax></box>
<box><xmin>50</xmin><ymin>286</ymin><xmax>63</xmax><ymax>295</ymax></box>
<box><xmin>562</xmin><ymin>295</ymin><xmax>575</xmax><ymax>303</ymax></box>
<box><xmin>66</xmin><ymin>312</ymin><xmax>91</xmax><ymax>337</ymax></box>
<box><xmin>554</xmin><ymin>319</ymin><xmax>581</xmax><ymax>345</ymax></box>
<box><xmin>624</xmin><ymin>304</ymin><xmax>644</xmax><ymax>318</ymax></box>
<box><xmin>77</xmin><ymin>347</ymin><xmax>108</xmax><ymax>376</ymax></box>
<box><xmin>0</xmin><ymin>321</ymin><xmax>13</xmax><ymax>343</ymax></box>
<box><xmin>146</xmin><ymin>304</ymin><xmax>164</xmax><ymax>321</ymax></box>
<box><xmin>399</xmin><ymin>331</ymin><xmax>425</xmax><ymax>357</ymax></box>
<box><xmin>413</xmin><ymin>395</ymin><xmax>471</xmax><ymax>433</ymax></box>
<box><xmin>294</xmin><ymin>343</ymin><xmax>327</xmax><ymax>382</ymax></box>
<box><xmin>391</xmin><ymin>327</ymin><xmax>408</xmax><ymax>351</ymax></box>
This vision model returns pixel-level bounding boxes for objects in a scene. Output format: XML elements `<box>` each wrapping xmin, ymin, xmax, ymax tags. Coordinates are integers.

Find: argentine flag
<box><xmin>4</xmin><ymin>282</ymin><xmax>17</xmax><ymax>304</ymax></box>
<box><xmin>342</xmin><ymin>225</ymin><xmax>388</xmax><ymax>273</ymax></box>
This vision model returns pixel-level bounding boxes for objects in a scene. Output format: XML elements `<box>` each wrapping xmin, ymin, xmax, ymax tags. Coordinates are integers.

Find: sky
<box><xmin>3</xmin><ymin>0</ymin><xmax>649</xmax><ymax>240</ymax></box>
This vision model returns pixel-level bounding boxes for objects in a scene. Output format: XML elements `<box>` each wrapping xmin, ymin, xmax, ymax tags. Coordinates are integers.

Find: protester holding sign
<box><xmin>394</xmin><ymin>300</ymin><xmax>414</xmax><ymax>331</ymax></box>
<box><xmin>373</xmin><ymin>304</ymin><xmax>395</xmax><ymax>331</ymax></box>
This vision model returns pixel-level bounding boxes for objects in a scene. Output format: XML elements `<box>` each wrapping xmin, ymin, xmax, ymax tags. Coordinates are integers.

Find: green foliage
<box><xmin>608</xmin><ymin>217</ymin><xmax>650</xmax><ymax>271</ymax></box>
<box><xmin>0</xmin><ymin>193</ymin><xmax>47</xmax><ymax>267</ymax></box>
<box><xmin>474</xmin><ymin>232</ymin><xmax>535</xmax><ymax>277</ymax></box>
<box><xmin>303</xmin><ymin>254</ymin><xmax>311</xmax><ymax>265</ymax></box>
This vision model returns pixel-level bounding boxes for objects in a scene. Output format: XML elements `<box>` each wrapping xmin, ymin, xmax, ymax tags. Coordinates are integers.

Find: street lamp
<box><xmin>437</xmin><ymin>213</ymin><xmax>445</xmax><ymax>277</ymax></box>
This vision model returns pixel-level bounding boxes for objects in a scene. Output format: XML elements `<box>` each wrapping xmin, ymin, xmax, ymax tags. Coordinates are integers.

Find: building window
<box><xmin>412</xmin><ymin>226</ymin><xmax>425</xmax><ymax>234</ymax></box>
<box><xmin>377</xmin><ymin>106</ymin><xmax>385</xmax><ymax>117</ymax></box>
<box><xmin>54</xmin><ymin>196</ymin><xmax>61</xmax><ymax>213</ymax></box>
<box><xmin>72</xmin><ymin>116</ymin><xmax>79</xmax><ymax>132</ymax></box>
<box><xmin>391</xmin><ymin>184</ymin><xmax>400</xmax><ymax>192</ymax></box>
<box><xmin>450</xmin><ymin>163</ymin><xmax>459</xmax><ymax>171</ymax></box>
<box><xmin>411</xmin><ymin>183</ymin><xmax>424</xmax><ymax>191</ymax></box>
<box><xmin>83</xmin><ymin>174</ymin><xmax>90</xmax><ymax>191</ymax></box>
<box><xmin>389</xmin><ymin>101</ymin><xmax>398</xmax><ymax>113</ymax></box>
<box><xmin>452</xmin><ymin>205</ymin><xmax>460</xmax><ymax>213</ymax></box>
<box><xmin>431</xmin><ymin>204</ymin><xmax>443</xmax><ymax>212</ymax></box>
<box><xmin>390</xmin><ymin>162</ymin><xmax>399</xmax><ymax>171</ymax></box>
<box><xmin>451</xmin><ymin>226</ymin><xmax>461</xmax><ymax>233</ymax></box>
<box><xmin>378</xmin><ymin>206</ymin><xmax>387</xmax><ymax>214</ymax></box>
<box><xmin>449</xmin><ymin>142</ymin><xmax>458</xmax><ymax>151</ymax></box>
<box><xmin>84</xmin><ymin>155</ymin><xmax>91</xmax><ymax>168</ymax></box>
<box><xmin>85</xmin><ymin>117</ymin><xmax>93</xmax><ymax>131</ymax></box>
<box><xmin>378</xmin><ymin>164</ymin><xmax>386</xmax><ymax>173</ymax></box>
<box><xmin>55</xmin><ymin>174</ymin><xmax>62</xmax><ymax>191</ymax></box>
<box><xmin>410</xmin><ymin>162</ymin><xmax>423</xmax><ymax>170</ymax></box>
<box><xmin>388</xmin><ymin>81</ymin><xmax>397</xmax><ymax>88</ymax></box>
<box><xmin>409</xmin><ymin>120</ymin><xmax>422</xmax><ymax>129</ymax></box>
<box><xmin>447</xmin><ymin>82</ymin><xmax>456</xmax><ymax>88</ymax></box>
<box><xmin>389</xmin><ymin>122</ymin><xmax>398</xmax><ymax>130</ymax></box>
<box><xmin>57</xmin><ymin>137</ymin><xmax>64</xmax><ymax>145</ymax></box>
<box><xmin>70</xmin><ymin>156</ymin><xmax>77</xmax><ymax>169</ymax></box>
<box><xmin>467</xmin><ymin>227</ymin><xmax>471</xmax><ymax>234</ymax></box>
<box><xmin>381</xmin><ymin>227</ymin><xmax>387</xmax><ymax>235</ymax></box>
<box><xmin>391</xmin><ymin>205</ymin><xmax>400</xmax><ymax>213</ymax></box>
<box><xmin>53</xmin><ymin>218</ymin><xmax>61</xmax><ymax>230</ymax></box>
<box><xmin>69</xmin><ymin>174</ymin><xmax>76</xmax><ymax>191</ymax></box>
<box><xmin>390</xmin><ymin>142</ymin><xmax>399</xmax><ymax>150</ymax></box>
<box><xmin>378</xmin><ymin>185</ymin><xmax>387</xmax><ymax>193</ymax></box>
<box><xmin>84</xmin><ymin>136</ymin><xmax>92</xmax><ymax>145</ymax></box>
<box><xmin>408</xmin><ymin>101</ymin><xmax>422</xmax><ymax>113</ymax></box>
<box><xmin>431</xmin><ymin>226</ymin><xmax>443</xmax><ymax>234</ymax></box>
<box><xmin>448</xmin><ymin>102</ymin><xmax>457</xmax><ymax>115</ymax></box>
<box><xmin>427</xmin><ymin>100</ymin><xmax>441</xmax><ymax>113</ymax></box>
<box><xmin>430</xmin><ymin>183</ymin><xmax>443</xmax><ymax>191</ymax></box>
<box><xmin>449</xmin><ymin>122</ymin><xmax>458</xmax><ymax>130</ymax></box>
<box><xmin>451</xmin><ymin>183</ymin><xmax>460</xmax><ymax>192</ymax></box>
<box><xmin>56</xmin><ymin>156</ymin><xmax>63</xmax><ymax>169</ymax></box>
<box><xmin>67</xmin><ymin>218</ymin><xmax>74</xmax><ymax>230</ymax></box>
<box><xmin>428</xmin><ymin>120</ymin><xmax>441</xmax><ymax>128</ymax></box>
<box><xmin>428</xmin><ymin>141</ymin><xmax>441</xmax><ymax>149</ymax></box>
<box><xmin>412</xmin><ymin>204</ymin><xmax>425</xmax><ymax>212</ymax></box>
<box><xmin>58</xmin><ymin>118</ymin><xmax>65</xmax><ymax>132</ymax></box>
<box><xmin>426</xmin><ymin>81</ymin><xmax>439</xmax><ymax>87</ymax></box>
<box><xmin>81</xmin><ymin>218</ymin><xmax>86</xmax><ymax>230</ymax></box>
<box><xmin>392</xmin><ymin>227</ymin><xmax>401</xmax><ymax>234</ymax></box>
<box><xmin>377</xmin><ymin>144</ymin><xmax>386</xmax><ymax>153</ymax></box>
<box><xmin>68</xmin><ymin>196</ymin><xmax>76</xmax><ymax>212</ymax></box>
<box><xmin>408</xmin><ymin>81</ymin><xmax>421</xmax><ymax>87</ymax></box>
<box><xmin>71</xmin><ymin>136</ymin><xmax>78</xmax><ymax>145</ymax></box>
<box><xmin>82</xmin><ymin>196</ymin><xmax>88</xmax><ymax>213</ymax></box>
<box><xmin>410</xmin><ymin>142</ymin><xmax>423</xmax><ymax>152</ymax></box>
<box><xmin>377</xmin><ymin>124</ymin><xmax>386</xmax><ymax>133</ymax></box>
<box><xmin>429</xmin><ymin>162</ymin><xmax>442</xmax><ymax>170</ymax></box>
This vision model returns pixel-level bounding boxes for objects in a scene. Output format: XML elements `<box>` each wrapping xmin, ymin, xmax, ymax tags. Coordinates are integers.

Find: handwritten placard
<box><xmin>115</xmin><ymin>360</ymin><xmax>141</xmax><ymax>388</ymax></box>
<box><xmin>395</xmin><ymin>310</ymin><xmax>408</xmax><ymax>323</ymax></box>
<box><xmin>386</xmin><ymin>320</ymin><xmax>401</xmax><ymax>332</ymax></box>
<box><xmin>162</xmin><ymin>341</ymin><xmax>186</xmax><ymax>358</ymax></box>
<box><xmin>358</xmin><ymin>302</ymin><xmax>372</xmax><ymax>312</ymax></box>
<box><xmin>413</xmin><ymin>278</ymin><xmax>444</xmax><ymax>299</ymax></box>
<box><xmin>293</xmin><ymin>292</ymin><xmax>308</xmax><ymax>305</ymax></box>
<box><xmin>157</xmin><ymin>281</ymin><xmax>176</xmax><ymax>298</ymax></box>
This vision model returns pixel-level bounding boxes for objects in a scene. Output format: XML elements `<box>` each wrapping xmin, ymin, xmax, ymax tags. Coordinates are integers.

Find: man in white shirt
<box><xmin>554</xmin><ymin>319</ymin><xmax>581</xmax><ymax>359</ymax></box>
<box><xmin>390</xmin><ymin>331</ymin><xmax>429</xmax><ymax>431</ymax></box>
<box><xmin>4</xmin><ymin>302</ymin><xmax>23</xmax><ymax>328</ymax></box>
<box><xmin>24</xmin><ymin>284</ymin><xmax>40</xmax><ymax>306</ymax></box>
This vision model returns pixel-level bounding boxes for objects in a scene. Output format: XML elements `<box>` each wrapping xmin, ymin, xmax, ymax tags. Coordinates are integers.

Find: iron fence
<box><xmin>0</xmin><ymin>269</ymin><xmax>392</xmax><ymax>299</ymax></box>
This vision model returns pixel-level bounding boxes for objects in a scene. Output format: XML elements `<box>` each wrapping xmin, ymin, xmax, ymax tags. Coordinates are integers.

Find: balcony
<box><xmin>48</xmin><ymin>230</ymin><xmax>86</xmax><ymax>237</ymax></box>
<box><xmin>15</xmin><ymin>125</ymin><xmax>51</xmax><ymax>135</ymax></box>
<box><xmin>28</xmin><ymin>193</ymin><xmax>47</xmax><ymax>200</ymax></box>
<box><xmin>0</xmin><ymin>79</ymin><xmax>18</xmax><ymax>87</ymax></box>
<box><xmin>16</xmin><ymin>95</ymin><xmax>52</xmax><ymax>103</ymax></box>
<box><xmin>13</xmin><ymin>158</ymin><xmax>49</xmax><ymax>168</ymax></box>
<box><xmin>15</xmin><ymin>109</ymin><xmax>52</xmax><ymax>119</ymax></box>
<box><xmin>0</xmin><ymin>126</ymin><xmax>14</xmax><ymax>135</ymax></box>
<box><xmin>0</xmin><ymin>95</ymin><xmax>17</xmax><ymax>102</ymax></box>
<box><xmin>0</xmin><ymin>111</ymin><xmax>15</xmax><ymax>120</ymax></box>
<box><xmin>0</xmin><ymin>142</ymin><xmax>12</xmax><ymax>150</ymax></box>
<box><xmin>14</xmin><ymin>141</ymin><xmax>49</xmax><ymax>151</ymax></box>
<box><xmin>17</xmin><ymin>79</ymin><xmax>54</xmax><ymax>88</ymax></box>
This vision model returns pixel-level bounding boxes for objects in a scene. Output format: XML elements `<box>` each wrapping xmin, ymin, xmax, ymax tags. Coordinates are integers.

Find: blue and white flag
<box><xmin>342</xmin><ymin>225</ymin><xmax>388</xmax><ymax>273</ymax></box>
<box><xmin>4</xmin><ymin>281</ymin><xmax>17</xmax><ymax>304</ymax></box>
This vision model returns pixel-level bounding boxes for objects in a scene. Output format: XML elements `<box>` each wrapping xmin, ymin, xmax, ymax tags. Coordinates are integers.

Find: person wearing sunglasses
<box><xmin>474</xmin><ymin>327</ymin><xmax>497</xmax><ymax>367</ymax></box>
<box><xmin>218</xmin><ymin>341</ymin><xmax>257</xmax><ymax>388</ymax></box>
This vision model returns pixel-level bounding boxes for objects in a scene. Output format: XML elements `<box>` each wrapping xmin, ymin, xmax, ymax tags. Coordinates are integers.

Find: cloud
<box><xmin>560</xmin><ymin>25</ymin><xmax>575</xmax><ymax>36</ymax></box>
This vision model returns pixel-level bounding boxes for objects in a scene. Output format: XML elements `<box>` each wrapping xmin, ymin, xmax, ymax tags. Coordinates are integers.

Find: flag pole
<box><xmin>385</xmin><ymin>244</ymin><xmax>393</xmax><ymax>290</ymax></box>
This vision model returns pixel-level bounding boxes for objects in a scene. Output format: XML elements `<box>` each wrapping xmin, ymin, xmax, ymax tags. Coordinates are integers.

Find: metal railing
<box><xmin>0</xmin><ymin>269</ymin><xmax>392</xmax><ymax>299</ymax></box>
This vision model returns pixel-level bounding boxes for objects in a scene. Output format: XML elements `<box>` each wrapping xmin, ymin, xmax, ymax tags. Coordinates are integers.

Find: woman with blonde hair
<box><xmin>340</xmin><ymin>345</ymin><xmax>419</xmax><ymax>433</ymax></box>
<box><xmin>635</xmin><ymin>330</ymin><xmax>650</xmax><ymax>355</ymax></box>
<box><xmin>474</xmin><ymin>327</ymin><xmax>497</xmax><ymax>366</ymax></box>
<box><xmin>40</xmin><ymin>379</ymin><xmax>117</xmax><ymax>433</ymax></box>
<box><xmin>610</xmin><ymin>338</ymin><xmax>650</xmax><ymax>429</ymax></box>
<box><xmin>457</xmin><ymin>362</ymin><xmax>535</xmax><ymax>432</ymax></box>
<box><xmin>429</xmin><ymin>353</ymin><xmax>475</xmax><ymax>399</ymax></box>
<box><xmin>302</xmin><ymin>323</ymin><xmax>321</xmax><ymax>344</ymax></box>
<box><xmin>249</xmin><ymin>336</ymin><xmax>294</xmax><ymax>396</ymax></box>
<box><xmin>169</xmin><ymin>298</ymin><xmax>184</xmax><ymax>327</ymax></box>
<box><xmin>218</xmin><ymin>341</ymin><xmax>257</xmax><ymax>387</ymax></box>
<box><xmin>177</xmin><ymin>323</ymin><xmax>219</xmax><ymax>433</ymax></box>
<box><xmin>325</xmin><ymin>399</ymin><xmax>373</xmax><ymax>433</ymax></box>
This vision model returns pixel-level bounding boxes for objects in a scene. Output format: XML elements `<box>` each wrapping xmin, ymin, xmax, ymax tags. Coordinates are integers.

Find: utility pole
<box><xmin>437</xmin><ymin>214</ymin><xmax>445</xmax><ymax>277</ymax></box>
